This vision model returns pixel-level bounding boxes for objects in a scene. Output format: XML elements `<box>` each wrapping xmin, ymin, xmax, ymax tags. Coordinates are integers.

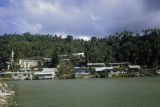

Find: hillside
<box><xmin>0</xmin><ymin>29</ymin><xmax>160</xmax><ymax>69</ymax></box>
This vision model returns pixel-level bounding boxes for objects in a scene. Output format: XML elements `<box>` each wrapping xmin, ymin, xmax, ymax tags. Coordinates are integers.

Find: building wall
<box><xmin>19</xmin><ymin>59</ymin><xmax>38</xmax><ymax>69</ymax></box>
<box><xmin>11</xmin><ymin>72</ymin><xmax>32</xmax><ymax>80</ymax></box>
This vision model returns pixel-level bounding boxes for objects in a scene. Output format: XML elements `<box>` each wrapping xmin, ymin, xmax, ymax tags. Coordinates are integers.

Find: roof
<box><xmin>95</xmin><ymin>67</ymin><xmax>113</xmax><ymax>72</ymax></box>
<box><xmin>72</xmin><ymin>53</ymin><xmax>84</xmax><ymax>56</ymax></box>
<box><xmin>42</xmin><ymin>68</ymin><xmax>57</xmax><ymax>72</ymax></box>
<box><xmin>34</xmin><ymin>72</ymin><xmax>55</xmax><ymax>75</ymax></box>
<box><xmin>0</xmin><ymin>72</ymin><xmax>12</xmax><ymax>75</ymax></box>
<box><xmin>34</xmin><ymin>68</ymin><xmax>57</xmax><ymax>75</ymax></box>
<box><xmin>129</xmin><ymin>65</ymin><xmax>141</xmax><ymax>69</ymax></box>
<box><xmin>87</xmin><ymin>63</ymin><xmax>105</xmax><ymax>66</ymax></box>
<box><xmin>60</xmin><ymin>53</ymin><xmax>85</xmax><ymax>57</ymax></box>
<box><xmin>12</xmin><ymin>72</ymin><xmax>31</xmax><ymax>74</ymax></box>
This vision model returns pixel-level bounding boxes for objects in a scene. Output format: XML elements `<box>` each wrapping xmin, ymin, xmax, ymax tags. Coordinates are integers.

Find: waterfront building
<box><xmin>34</xmin><ymin>68</ymin><xmax>57</xmax><ymax>80</ymax></box>
<box><xmin>108</xmin><ymin>70</ymin><xmax>122</xmax><ymax>77</ymax></box>
<box><xmin>93</xmin><ymin>66</ymin><xmax>114</xmax><ymax>78</ymax></box>
<box><xmin>128</xmin><ymin>65</ymin><xmax>141</xmax><ymax>76</ymax></box>
<box><xmin>11</xmin><ymin>69</ymin><xmax>33</xmax><ymax>80</ymax></box>
<box><xmin>74</xmin><ymin>67</ymin><xmax>90</xmax><ymax>78</ymax></box>
<box><xmin>95</xmin><ymin>67</ymin><xmax>113</xmax><ymax>72</ymax></box>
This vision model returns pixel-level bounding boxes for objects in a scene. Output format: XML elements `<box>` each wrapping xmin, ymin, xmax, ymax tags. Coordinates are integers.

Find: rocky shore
<box><xmin>0</xmin><ymin>82</ymin><xmax>16</xmax><ymax>107</ymax></box>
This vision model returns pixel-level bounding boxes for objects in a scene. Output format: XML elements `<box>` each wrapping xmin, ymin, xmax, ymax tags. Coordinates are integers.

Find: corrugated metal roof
<box><xmin>95</xmin><ymin>67</ymin><xmax>113</xmax><ymax>71</ymax></box>
<box><xmin>128</xmin><ymin>65</ymin><xmax>141</xmax><ymax>69</ymax></box>
<box><xmin>87</xmin><ymin>63</ymin><xmax>105</xmax><ymax>66</ymax></box>
<box><xmin>42</xmin><ymin>68</ymin><xmax>57</xmax><ymax>72</ymax></box>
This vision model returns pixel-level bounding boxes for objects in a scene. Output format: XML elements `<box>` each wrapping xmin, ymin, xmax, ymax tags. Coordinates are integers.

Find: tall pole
<box><xmin>11</xmin><ymin>50</ymin><xmax>14</xmax><ymax>72</ymax></box>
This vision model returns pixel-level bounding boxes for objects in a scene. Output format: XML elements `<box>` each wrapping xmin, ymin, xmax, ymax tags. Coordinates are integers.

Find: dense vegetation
<box><xmin>1</xmin><ymin>28</ymin><xmax>160</xmax><ymax>70</ymax></box>
<box><xmin>57</xmin><ymin>60</ymin><xmax>75</xmax><ymax>79</ymax></box>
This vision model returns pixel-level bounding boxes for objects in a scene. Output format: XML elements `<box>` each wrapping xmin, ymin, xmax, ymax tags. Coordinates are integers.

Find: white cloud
<box><xmin>77</xmin><ymin>36</ymin><xmax>90</xmax><ymax>41</ymax></box>
<box><xmin>22</xmin><ymin>0</ymin><xmax>60</xmax><ymax>15</ymax></box>
<box><xmin>0</xmin><ymin>0</ymin><xmax>160</xmax><ymax>36</ymax></box>
<box><xmin>9</xmin><ymin>19</ymin><xmax>42</xmax><ymax>33</ymax></box>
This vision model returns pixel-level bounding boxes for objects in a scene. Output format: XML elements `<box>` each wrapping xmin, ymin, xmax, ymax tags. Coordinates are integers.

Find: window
<box><xmin>23</xmin><ymin>74</ymin><xmax>27</xmax><ymax>76</ymax></box>
<box><xmin>14</xmin><ymin>74</ymin><xmax>17</xmax><ymax>76</ymax></box>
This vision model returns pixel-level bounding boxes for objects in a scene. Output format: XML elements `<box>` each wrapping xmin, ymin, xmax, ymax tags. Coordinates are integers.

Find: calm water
<box><xmin>7</xmin><ymin>77</ymin><xmax>160</xmax><ymax>107</ymax></box>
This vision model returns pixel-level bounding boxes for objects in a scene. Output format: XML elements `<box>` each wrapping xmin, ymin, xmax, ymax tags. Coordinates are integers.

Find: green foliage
<box><xmin>97</xmin><ymin>73</ymin><xmax>108</xmax><ymax>78</ymax></box>
<box><xmin>0</xmin><ymin>29</ymin><xmax>160</xmax><ymax>70</ymax></box>
<box><xmin>57</xmin><ymin>60</ymin><xmax>75</xmax><ymax>79</ymax></box>
<box><xmin>66</xmin><ymin>35</ymin><xmax>73</xmax><ymax>42</ymax></box>
<box><xmin>51</xmin><ymin>48</ymin><xmax>60</xmax><ymax>67</ymax></box>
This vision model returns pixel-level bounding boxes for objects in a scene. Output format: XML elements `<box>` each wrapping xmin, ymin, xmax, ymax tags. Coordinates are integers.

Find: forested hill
<box><xmin>1</xmin><ymin>28</ymin><xmax>160</xmax><ymax>68</ymax></box>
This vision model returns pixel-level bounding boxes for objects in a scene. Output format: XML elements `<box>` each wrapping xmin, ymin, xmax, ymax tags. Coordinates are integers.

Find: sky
<box><xmin>0</xmin><ymin>0</ymin><xmax>160</xmax><ymax>39</ymax></box>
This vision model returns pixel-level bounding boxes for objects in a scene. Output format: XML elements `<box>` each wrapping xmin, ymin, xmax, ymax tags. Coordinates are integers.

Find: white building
<box><xmin>95</xmin><ymin>67</ymin><xmax>113</xmax><ymax>72</ymax></box>
<box><xmin>128</xmin><ymin>65</ymin><xmax>141</xmax><ymax>70</ymax></box>
<box><xmin>34</xmin><ymin>68</ymin><xmax>57</xmax><ymax>80</ymax></box>
<box><xmin>11</xmin><ymin>69</ymin><xmax>33</xmax><ymax>80</ymax></box>
<box><xmin>72</xmin><ymin>53</ymin><xmax>85</xmax><ymax>57</ymax></box>
<box><xmin>128</xmin><ymin>65</ymin><xmax>141</xmax><ymax>76</ymax></box>
<box><xmin>19</xmin><ymin>59</ymin><xmax>39</xmax><ymax>69</ymax></box>
<box><xmin>74</xmin><ymin>67</ymin><xmax>90</xmax><ymax>78</ymax></box>
<box><xmin>95</xmin><ymin>67</ymin><xmax>115</xmax><ymax>77</ymax></box>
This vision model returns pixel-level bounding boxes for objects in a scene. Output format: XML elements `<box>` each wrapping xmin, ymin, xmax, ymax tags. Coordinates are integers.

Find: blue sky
<box><xmin>0</xmin><ymin>0</ymin><xmax>160</xmax><ymax>38</ymax></box>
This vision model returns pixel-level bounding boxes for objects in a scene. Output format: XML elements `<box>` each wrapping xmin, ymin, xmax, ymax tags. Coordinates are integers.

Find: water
<box><xmin>7</xmin><ymin>77</ymin><xmax>160</xmax><ymax>107</ymax></box>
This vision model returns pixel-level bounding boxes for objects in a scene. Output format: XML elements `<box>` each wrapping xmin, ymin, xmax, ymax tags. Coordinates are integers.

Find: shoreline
<box><xmin>1</xmin><ymin>75</ymin><xmax>160</xmax><ymax>81</ymax></box>
<box><xmin>0</xmin><ymin>82</ymin><xmax>16</xmax><ymax>107</ymax></box>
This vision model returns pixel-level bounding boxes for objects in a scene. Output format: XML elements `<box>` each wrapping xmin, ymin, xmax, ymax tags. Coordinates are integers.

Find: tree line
<box><xmin>1</xmin><ymin>28</ymin><xmax>160</xmax><ymax>70</ymax></box>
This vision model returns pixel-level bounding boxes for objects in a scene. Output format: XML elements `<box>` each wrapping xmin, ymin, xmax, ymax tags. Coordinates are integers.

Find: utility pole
<box><xmin>10</xmin><ymin>50</ymin><xmax>14</xmax><ymax>72</ymax></box>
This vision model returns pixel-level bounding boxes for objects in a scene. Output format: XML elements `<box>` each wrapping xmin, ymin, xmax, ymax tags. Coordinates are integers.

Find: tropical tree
<box><xmin>57</xmin><ymin>60</ymin><xmax>75</xmax><ymax>79</ymax></box>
